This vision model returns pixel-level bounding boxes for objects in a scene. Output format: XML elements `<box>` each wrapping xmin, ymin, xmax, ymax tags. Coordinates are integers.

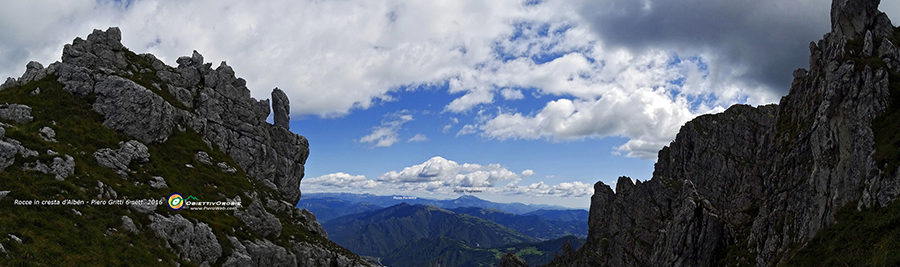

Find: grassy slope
<box><xmin>0</xmin><ymin>72</ymin><xmax>359</xmax><ymax>265</ymax></box>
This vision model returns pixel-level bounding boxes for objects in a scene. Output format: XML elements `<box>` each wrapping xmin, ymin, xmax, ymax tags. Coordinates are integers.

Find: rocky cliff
<box><xmin>0</xmin><ymin>28</ymin><xmax>375</xmax><ymax>266</ymax></box>
<box><xmin>550</xmin><ymin>0</ymin><xmax>900</xmax><ymax>266</ymax></box>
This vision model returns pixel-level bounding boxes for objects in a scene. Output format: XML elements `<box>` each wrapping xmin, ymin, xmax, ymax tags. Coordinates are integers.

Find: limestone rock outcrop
<box><xmin>0</xmin><ymin>104</ymin><xmax>33</xmax><ymax>124</ymax></box>
<box><xmin>148</xmin><ymin>214</ymin><xmax>223</xmax><ymax>266</ymax></box>
<box><xmin>26</xmin><ymin>27</ymin><xmax>309</xmax><ymax>204</ymax></box>
<box><xmin>1</xmin><ymin>26</ymin><xmax>374</xmax><ymax>267</ymax></box>
<box><xmin>234</xmin><ymin>196</ymin><xmax>283</xmax><ymax>238</ymax></box>
<box><xmin>272</xmin><ymin>87</ymin><xmax>290</xmax><ymax>129</ymax></box>
<box><xmin>94</xmin><ymin>140</ymin><xmax>150</xmax><ymax>176</ymax></box>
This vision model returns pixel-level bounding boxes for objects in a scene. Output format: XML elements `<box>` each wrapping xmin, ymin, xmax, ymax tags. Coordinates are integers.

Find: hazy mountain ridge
<box><xmin>323</xmin><ymin>203</ymin><xmax>539</xmax><ymax>258</ymax></box>
<box><xmin>547</xmin><ymin>1</ymin><xmax>900</xmax><ymax>266</ymax></box>
<box><xmin>448</xmin><ymin>207</ymin><xmax>588</xmax><ymax>240</ymax></box>
<box><xmin>299</xmin><ymin>192</ymin><xmax>581</xmax><ymax>215</ymax></box>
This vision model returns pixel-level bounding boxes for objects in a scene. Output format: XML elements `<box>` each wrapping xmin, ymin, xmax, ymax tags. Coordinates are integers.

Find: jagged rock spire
<box><xmin>831</xmin><ymin>0</ymin><xmax>893</xmax><ymax>38</ymax></box>
<box><xmin>272</xmin><ymin>87</ymin><xmax>290</xmax><ymax>129</ymax></box>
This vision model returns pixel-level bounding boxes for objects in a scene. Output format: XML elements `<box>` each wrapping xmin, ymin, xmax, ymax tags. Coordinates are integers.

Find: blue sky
<box><xmin>2</xmin><ymin>0</ymin><xmax>899</xmax><ymax>208</ymax></box>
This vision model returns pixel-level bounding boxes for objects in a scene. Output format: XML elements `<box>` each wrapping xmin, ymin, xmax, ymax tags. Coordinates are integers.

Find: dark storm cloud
<box><xmin>578</xmin><ymin>0</ymin><xmax>835</xmax><ymax>96</ymax></box>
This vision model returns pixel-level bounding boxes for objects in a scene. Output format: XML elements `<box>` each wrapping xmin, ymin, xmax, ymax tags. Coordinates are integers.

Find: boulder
<box><xmin>39</xmin><ymin>126</ymin><xmax>57</xmax><ymax>143</ymax></box>
<box><xmin>94</xmin><ymin>140</ymin><xmax>150</xmax><ymax>176</ymax></box>
<box><xmin>149</xmin><ymin>176</ymin><xmax>168</xmax><ymax>189</ymax></box>
<box><xmin>195</xmin><ymin>151</ymin><xmax>213</xmax><ymax>165</ymax></box>
<box><xmin>0</xmin><ymin>140</ymin><xmax>16</xmax><ymax>171</ymax></box>
<box><xmin>148</xmin><ymin>214</ymin><xmax>222</xmax><ymax>265</ymax></box>
<box><xmin>234</xmin><ymin>197</ymin><xmax>282</xmax><ymax>238</ymax></box>
<box><xmin>0</xmin><ymin>104</ymin><xmax>33</xmax><ymax>124</ymax></box>
<box><xmin>19</xmin><ymin>61</ymin><xmax>46</xmax><ymax>84</ymax></box>
<box><xmin>121</xmin><ymin>216</ymin><xmax>139</xmax><ymax>234</ymax></box>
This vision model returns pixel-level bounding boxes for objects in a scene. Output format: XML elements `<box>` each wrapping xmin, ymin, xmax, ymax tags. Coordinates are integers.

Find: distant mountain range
<box><xmin>302</xmin><ymin>193</ymin><xmax>590</xmax><ymax>266</ymax></box>
<box><xmin>297</xmin><ymin>192</ymin><xmax>588</xmax><ymax>222</ymax></box>
<box><xmin>382</xmin><ymin>235</ymin><xmax>585</xmax><ymax>267</ymax></box>
<box><xmin>323</xmin><ymin>203</ymin><xmax>538</xmax><ymax>257</ymax></box>
<box><xmin>449</xmin><ymin>207</ymin><xmax>587</xmax><ymax>239</ymax></box>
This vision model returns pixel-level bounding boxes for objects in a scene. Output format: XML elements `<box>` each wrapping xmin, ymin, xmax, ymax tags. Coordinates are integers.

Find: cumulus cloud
<box><xmin>304</xmin><ymin>157</ymin><xmax>593</xmax><ymax>197</ymax></box>
<box><xmin>359</xmin><ymin>112</ymin><xmax>414</xmax><ymax>147</ymax></box>
<box><xmin>456</xmin><ymin>124</ymin><xmax>478</xmax><ymax>137</ymax></box>
<box><xmin>303</xmin><ymin>172</ymin><xmax>379</xmax><ymax>189</ymax></box>
<box><xmin>407</xmin><ymin>134</ymin><xmax>428</xmax><ymax>142</ymax></box>
<box><xmin>4</xmin><ymin>0</ymin><xmax>895</xmax><ymax>159</ymax></box>
<box><xmin>442</xmin><ymin>117</ymin><xmax>459</xmax><ymax>133</ymax></box>
<box><xmin>500</xmin><ymin>88</ymin><xmax>525</xmax><ymax>100</ymax></box>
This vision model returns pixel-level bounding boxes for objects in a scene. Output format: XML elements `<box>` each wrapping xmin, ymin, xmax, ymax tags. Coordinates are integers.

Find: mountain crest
<box><xmin>556</xmin><ymin>0</ymin><xmax>900</xmax><ymax>266</ymax></box>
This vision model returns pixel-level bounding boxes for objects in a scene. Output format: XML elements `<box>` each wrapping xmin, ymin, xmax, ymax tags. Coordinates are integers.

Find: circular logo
<box><xmin>168</xmin><ymin>193</ymin><xmax>184</xmax><ymax>210</ymax></box>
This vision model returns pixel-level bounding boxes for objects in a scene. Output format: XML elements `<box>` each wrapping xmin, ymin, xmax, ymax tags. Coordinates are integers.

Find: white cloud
<box><xmin>359</xmin><ymin>112</ymin><xmax>414</xmax><ymax>147</ymax></box>
<box><xmin>304</xmin><ymin>172</ymin><xmax>379</xmax><ymax>189</ymax></box>
<box><xmin>5</xmin><ymin>0</ymin><xmax>885</xmax><ymax>159</ymax></box>
<box><xmin>442</xmin><ymin>117</ymin><xmax>459</xmax><ymax>133</ymax></box>
<box><xmin>500</xmin><ymin>88</ymin><xmax>525</xmax><ymax>100</ymax></box>
<box><xmin>407</xmin><ymin>134</ymin><xmax>428</xmax><ymax>142</ymax></box>
<box><xmin>305</xmin><ymin>157</ymin><xmax>593</xmax><ymax>197</ymax></box>
<box><xmin>456</xmin><ymin>124</ymin><xmax>478</xmax><ymax>137</ymax></box>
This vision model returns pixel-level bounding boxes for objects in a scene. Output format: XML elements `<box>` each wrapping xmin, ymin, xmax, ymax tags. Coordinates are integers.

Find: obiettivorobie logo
<box><xmin>168</xmin><ymin>193</ymin><xmax>184</xmax><ymax>210</ymax></box>
<box><xmin>168</xmin><ymin>193</ymin><xmax>240</xmax><ymax>211</ymax></box>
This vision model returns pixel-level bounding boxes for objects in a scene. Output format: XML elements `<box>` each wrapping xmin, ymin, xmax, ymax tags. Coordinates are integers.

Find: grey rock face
<box><xmin>94</xmin><ymin>140</ymin><xmax>150</xmax><ymax>176</ymax></box>
<box><xmin>11</xmin><ymin>26</ymin><xmax>342</xmax><ymax>265</ymax></box>
<box><xmin>20</xmin><ymin>61</ymin><xmax>46</xmax><ymax>84</ymax></box>
<box><xmin>149</xmin><ymin>214</ymin><xmax>222</xmax><ymax>265</ymax></box>
<box><xmin>129</xmin><ymin>197</ymin><xmax>160</xmax><ymax>214</ymax></box>
<box><xmin>234</xmin><ymin>197</ymin><xmax>282</xmax><ymax>238</ymax></box>
<box><xmin>150</xmin><ymin>176</ymin><xmax>168</xmax><ymax>189</ymax></box>
<box><xmin>272</xmin><ymin>88</ymin><xmax>290</xmax><ymax>129</ymax></box>
<box><xmin>195</xmin><ymin>151</ymin><xmax>213</xmax><ymax>165</ymax></box>
<box><xmin>831</xmin><ymin>0</ymin><xmax>892</xmax><ymax>39</ymax></box>
<box><xmin>568</xmin><ymin>1</ymin><xmax>900</xmax><ymax>267</ymax></box>
<box><xmin>295</xmin><ymin>208</ymin><xmax>328</xmax><ymax>239</ymax></box>
<box><xmin>96</xmin><ymin>181</ymin><xmax>118</xmax><ymax>199</ymax></box>
<box><xmin>243</xmin><ymin>239</ymin><xmax>297</xmax><ymax>267</ymax></box>
<box><xmin>122</xmin><ymin>215</ymin><xmax>139</xmax><ymax>234</ymax></box>
<box><xmin>23</xmin><ymin>155</ymin><xmax>75</xmax><ymax>180</ymax></box>
<box><xmin>0</xmin><ymin>77</ymin><xmax>16</xmax><ymax>90</ymax></box>
<box><xmin>49</xmin><ymin>155</ymin><xmax>75</xmax><ymax>180</ymax></box>
<box><xmin>864</xmin><ymin>30</ymin><xmax>875</xmax><ymax>57</ymax></box>
<box><xmin>39</xmin><ymin>127</ymin><xmax>57</xmax><ymax>142</ymax></box>
<box><xmin>93</xmin><ymin>76</ymin><xmax>175</xmax><ymax>143</ymax></box>
<box><xmin>0</xmin><ymin>140</ymin><xmax>16</xmax><ymax>171</ymax></box>
<box><xmin>223</xmin><ymin>236</ymin><xmax>254</xmax><ymax>267</ymax></box>
<box><xmin>498</xmin><ymin>252</ymin><xmax>529</xmax><ymax>267</ymax></box>
<box><xmin>0</xmin><ymin>104</ymin><xmax>33</xmax><ymax>124</ymax></box>
<box><xmin>7</xmin><ymin>139</ymin><xmax>38</xmax><ymax>158</ymax></box>
<box><xmin>47</xmin><ymin>27</ymin><xmax>309</xmax><ymax>205</ymax></box>
<box><xmin>217</xmin><ymin>162</ymin><xmax>237</xmax><ymax>174</ymax></box>
<box><xmin>61</xmin><ymin>27</ymin><xmax>128</xmax><ymax>74</ymax></box>
<box><xmin>291</xmin><ymin>241</ymin><xmax>376</xmax><ymax>267</ymax></box>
